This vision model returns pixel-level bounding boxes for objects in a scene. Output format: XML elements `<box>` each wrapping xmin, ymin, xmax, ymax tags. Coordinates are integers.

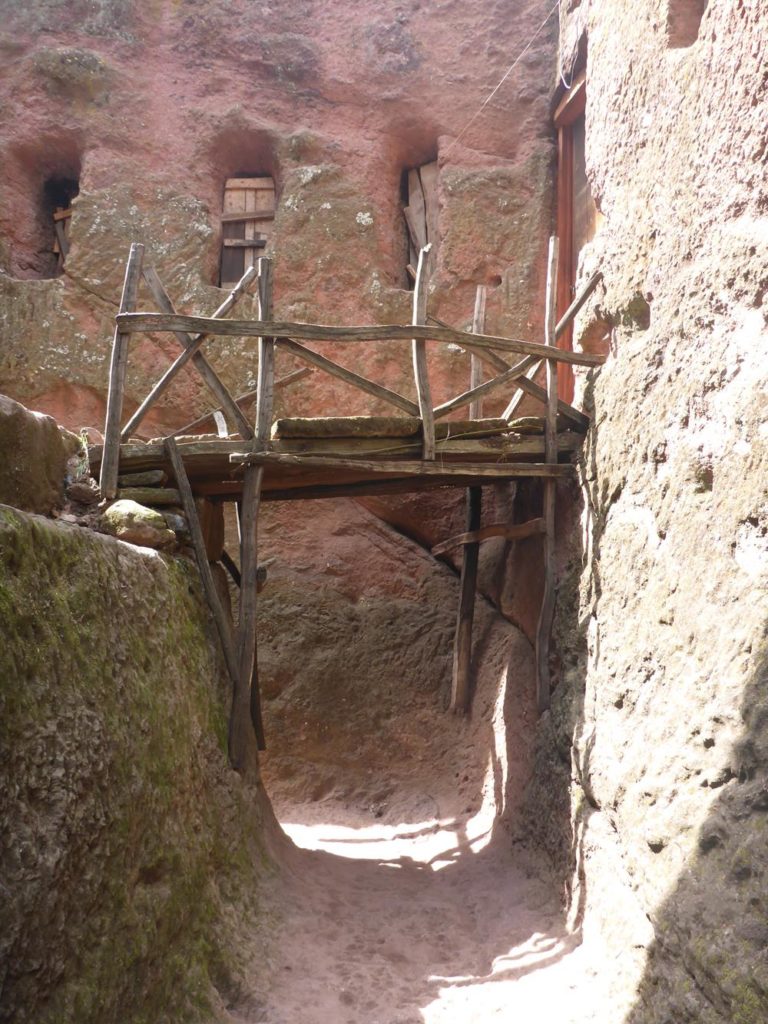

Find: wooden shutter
<box><xmin>403</xmin><ymin>161</ymin><xmax>438</xmax><ymax>282</ymax></box>
<box><xmin>220</xmin><ymin>176</ymin><xmax>275</xmax><ymax>289</ymax></box>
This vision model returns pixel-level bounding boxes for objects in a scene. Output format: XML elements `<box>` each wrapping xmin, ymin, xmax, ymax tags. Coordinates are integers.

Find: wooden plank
<box><xmin>432</xmin><ymin>518</ymin><xmax>546</xmax><ymax>557</ymax></box>
<box><xmin>271</xmin><ymin>416</ymin><xmax>509</xmax><ymax>441</ymax></box>
<box><xmin>412</xmin><ymin>245</ymin><xmax>435</xmax><ymax>459</ymax></box>
<box><xmin>536</xmin><ymin>237</ymin><xmax>560</xmax><ymax>715</ymax></box>
<box><xmin>230</xmin><ymin>451</ymin><xmax>570</xmax><ymax>479</ymax></box>
<box><xmin>469</xmin><ymin>286</ymin><xmax>486</xmax><ymax>419</ymax></box>
<box><xmin>451</xmin><ymin>486</ymin><xmax>481</xmax><ymax>713</ymax></box>
<box><xmin>222</xmin><ymin>238</ymin><xmax>267</xmax><ymax>249</ymax></box>
<box><xmin>120</xmin><ymin>264</ymin><xmax>259</xmax><ymax>440</ymax></box>
<box><xmin>221</xmin><ymin>209</ymin><xmax>276</xmax><ymax>223</ymax></box>
<box><xmin>117</xmin><ymin>314</ymin><xmax>608</xmax><ymax>367</ymax></box>
<box><xmin>403</xmin><ymin>206</ymin><xmax>426</xmax><ymax>251</ymax></box>
<box><xmin>277</xmin><ymin>337</ymin><xmax>420</xmax><ymax>417</ymax></box>
<box><xmin>139</xmin><ymin>266</ymin><xmax>254</xmax><ymax>441</ymax></box>
<box><xmin>226</xmin><ymin>177</ymin><xmax>274</xmax><ymax>190</ymax></box>
<box><xmin>407</xmin><ymin>169</ymin><xmax>427</xmax><ymax>248</ymax></box>
<box><xmin>502</xmin><ymin>359</ymin><xmax>542</xmax><ymax>420</ymax></box>
<box><xmin>434</xmin><ymin>356</ymin><xmax>536</xmax><ymax>419</ymax></box>
<box><xmin>506</xmin><ymin>370</ymin><xmax>591</xmax><ymax>431</ymax></box>
<box><xmin>54</xmin><ymin>219</ymin><xmax>70</xmax><ymax>258</ymax></box>
<box><xmin>164</xmin><ymin>438</ymin><xmax>240</xmax><ymax>690</ymax></box>
<box><xmin>100</xmin><ymin>243</ymin><xmax>144</xmax><ymax>500</ymax></box>
<box><xmin>419</xmin><ymin>161</ymin><xmax>439</xmax><ymax>268</ymax></box>
<box><xmin>53</xmin><ymin>208</ymin><xmax>72</xmax><ymax>221</ymax></box>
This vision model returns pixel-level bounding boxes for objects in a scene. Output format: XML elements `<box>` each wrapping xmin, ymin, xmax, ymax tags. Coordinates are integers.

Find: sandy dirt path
<box><xmin>247</xmin><ymin>802</ymin><xmax>610</xmax><ymax>1024</ymax></box>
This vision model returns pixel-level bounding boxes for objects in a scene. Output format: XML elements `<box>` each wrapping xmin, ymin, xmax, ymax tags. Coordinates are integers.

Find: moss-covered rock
<box><xmin>0</xmin><ymin>507</ymin><xmax>274</xmax><ymax>1023</ymax></box>
<box><xmin>100</xmin><ymin>498</ymin><xmax>176</xmax><ymax>548</ymax></box>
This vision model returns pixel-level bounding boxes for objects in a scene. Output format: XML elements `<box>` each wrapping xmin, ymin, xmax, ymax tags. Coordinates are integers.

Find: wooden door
<box><xmin>220</xmin><ymin>176</ymin><xmax>275</xmax><ymax>289</ymax></box>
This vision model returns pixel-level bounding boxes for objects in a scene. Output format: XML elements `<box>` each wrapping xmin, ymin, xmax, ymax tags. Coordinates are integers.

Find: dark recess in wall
<box><xmin>667</xmin><ymin>0</ymin><xmax>708</xmax><ymax>48</ymax></box>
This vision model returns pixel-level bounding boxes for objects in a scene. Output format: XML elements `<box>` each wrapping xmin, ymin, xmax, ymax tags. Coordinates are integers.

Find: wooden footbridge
<box><xmin>90</xmin><ymin>240</ymin><xmax>604</xmax><ymax>771</ymax></box>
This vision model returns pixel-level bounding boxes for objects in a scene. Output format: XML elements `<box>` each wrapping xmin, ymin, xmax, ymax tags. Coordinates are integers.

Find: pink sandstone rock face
<box><xmin>0</xmin><ymin>0</ymin><xmax>557</xmax><ymax>437</ymax></box>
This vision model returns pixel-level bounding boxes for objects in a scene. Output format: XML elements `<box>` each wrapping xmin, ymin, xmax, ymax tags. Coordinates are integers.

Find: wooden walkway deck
<box><xmin>93</xmin><ymin>239</ymin><xmax>604</xmax><ymax>771</ymax></box>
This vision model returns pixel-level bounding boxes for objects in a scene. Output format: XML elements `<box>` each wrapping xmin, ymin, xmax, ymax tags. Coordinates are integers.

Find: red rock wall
<box><xmin>0</xmin><ymin>0</ymin><xmax>558</xmax><ymax>436</ymax></box>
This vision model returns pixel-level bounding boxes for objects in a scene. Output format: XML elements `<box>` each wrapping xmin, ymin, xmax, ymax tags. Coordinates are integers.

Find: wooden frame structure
<box><xmin>94</xmin><ymin>241</ymin><xmax>605</xmax><ymax>767</ymax></box>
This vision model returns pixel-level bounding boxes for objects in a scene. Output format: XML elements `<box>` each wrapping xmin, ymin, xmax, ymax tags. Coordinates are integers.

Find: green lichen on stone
<box><xmin>31</xmin><ymin>47</ymin><xmax>116</xmax><ymax>104</ymax></box>
<box><xmin>617</xmin><ymin>292</ymin><xmax>652</xmax><ymax>330</ymax></box>
<box><xmin>0</xmin><ymin>508</ymin><xmax>270</xmax><ymax>1024</ymax></box>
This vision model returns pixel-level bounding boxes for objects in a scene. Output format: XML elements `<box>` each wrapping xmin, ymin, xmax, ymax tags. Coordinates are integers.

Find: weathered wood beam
<box><xmin>234</xmin><ymin>258</ymin><xmax>272</xmax><ymax>760</ymax></box>
<box><xmin>431</xmin><ymin>518</ymin><xmax>546</xmax><ymax>557</ymax></box>
<box><xmin>503</xmin><ymin>359</ymin><xmax>541</xmax><ymax>420</ymax></box>
<box><xmin>220</xmin><ymin>548</ymin><xmax>241</xmax><ymax>588</ymax></box>
<box><xmin>554</xmin><ymin>270</ymin><xmax>602</xmax><ymax>340</ymax></box>
<box><xmin>505</xmin><ymin>366</ymin><xmax>591</xmax><ymax>431</ymax></box>
<box><xmin>536</xmin><ymin>237</ymin><xmax>560</xmax><ymax>715</ymax></box>
<box><xmin>451</xmin><ymin>486</ymin><xmax>482</xmax><ymax>713</ymax></box>
<box><xmin>469</xmin><ymin>286</ymin><xmax>486</xmax><ymax>419</ymax></box>
<box><xmin>115</xmin><ymin>314</ymin><xmax>608</xmax><ymax>367</ymax></box>
<box><xmin>277</xmin><ymin>337</ymin><xmax>420</xmax><ymax>417</ymax></box>
<box><xmin>165</xmin><ymin>438</ymin><xmax>240</xmax><ymax>690</ymax></box>
<box><xmin>434</xmin><ymin>356</ymin><xmax>536</xmax><ymax>420</ymax></box>
<box><xmin>412</xmin><ymin>245</ymin><xmax>435</xmax><ymax>459</ymax></box>
<box><xmin>100</xmin><ymin>242</ymin><xmax>144</xmax><ymax>500</ymax></box>
<box><xmin>120</xmin><ymin>265</ymin><xmax>259</xmax><ymax>441</ymax></box>
<box><xmin>229</xmin><ymin>451</ymin><xmax>570</xmax><ymax>479</ymax></box>
<box><xmin>137</xmin><ymin>266</ymin><xmax>254</xmax><ymax>441</ymax></box>
<box><xmin>220</xmin><ymin>209</ymin><xmax>276</xmax><ymax>222</ymax></box>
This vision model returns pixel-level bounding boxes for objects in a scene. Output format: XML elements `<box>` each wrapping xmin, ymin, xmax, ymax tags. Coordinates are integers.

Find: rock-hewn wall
<box><xmin>0</xmin><ymin>0</ymin><xmax>557</xmax><ymax>437</ymax></box>
<box><xmin>0</xmin><ymin>506</ymin><xmax>275</xmax><ymax>1024</ymax></box>
<box><xmin>526</xmin><ymin>2</ymin><xmax>768</xmax><ymax>1020</ymax></box>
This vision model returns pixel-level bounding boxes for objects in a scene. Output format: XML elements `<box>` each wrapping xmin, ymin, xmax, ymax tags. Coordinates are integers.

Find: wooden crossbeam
<box><xmin>100</xmin><ymin>243</ymin><xmax>144</xmax><ymax>500</ymax></box>
<box><xmin>431</xmin><ymin>518</ymin><xmax>546</xmax><ymax>557</ymax></box>
<box><xmin>229</xmin><ymin>451</ymin><xmax>570</xmax><ymax>479</ymax></box>
<box><xmin>115</xmin><ymin>315</ymin><xmax>608</xmax><ymax>367</ymax></box>
<box><xmin>276</xmin><ymin>337</ymin><xmax>420</xmax><ymax>417</ymax></box>
<box><xmin>138</xmin><ymin>266</ymin><xmax>254</xmax><ymax>441</ymax></box>
<box><xmin>434</xmin><ymin>355</ymin><xmax>536</xmax><ymax>420</ymax></box>
<box><xmin>412</xmin><ymin>245</ymin><xmax>435</xmax><ymax>459</ymax></box>
<box><xmin>121</xmin><ymin>265</ymin><xmax>259</xmax><ymax>440</ymax></box>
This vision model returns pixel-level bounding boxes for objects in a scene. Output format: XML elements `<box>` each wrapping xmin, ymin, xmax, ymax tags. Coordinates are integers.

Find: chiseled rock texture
<box><xmin>0</xmin><ymin>0</ymin><xmax>556</xmax><ymax>437</ymax></box>
<box><xmin>0</xmin><ymin>506</ymin><xmax>275</xmax><ymax>1024</ymax></box>
<box><xmin>0</xmin><ymin>393</ymin><xmax>78</xmax><ymax>514</ymax></box>
<box><xmin>523</xmin><ymin>2</ymin><xmax>768</xmax><ymax>1022</ymax></box>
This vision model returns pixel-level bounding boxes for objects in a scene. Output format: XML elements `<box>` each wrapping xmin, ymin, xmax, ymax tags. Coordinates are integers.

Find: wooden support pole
<box><xmin>412</xmin><ymin>245</ymin><xmax>435</xmax><ymax>460</ymax></box>
<box><xmin>276</xmin><ymin>337</ymin><xmax>420</xmax><ymax>417</ymax></box>
<box><xmin>469</xmin><ymin>286</ymin><xmax>486</xmax><ymax>419</ymax></box>
<box><xmin>451</xmin><ymin>486</ymin><xmax>482</xmax><ymax>713</ymax></box>
<box><xmin>100</xmin><ymin>242</ymin><xmax>144</xmax><ymax>500</ymax></box>
<box><xmin>535</xmin><ymin>237</ymin><xmax>560</xmax><ymax>714</ymax></box>
<box><xmin>139</xmin><ymin>266</ymin><xmax>254</xmax><ymax>440</ymax></box>
<box><xmin>233</xmin><ymin>257</ymin><xmax>273</xmax><ymax>759</ymax></box>
<box><xmin>121</xmin><ymin>264</ymin><xmax>259</xmax><ymax>440</ymax></box>
<box><xmin>221</xmin><ymin>548</ymin><xmax>241</xmax><ymax>588</ymax></box>
<box><xmin>164</xmin><ymin>438</ymin><xmax>240</xmax><ymax>690</ymax></box>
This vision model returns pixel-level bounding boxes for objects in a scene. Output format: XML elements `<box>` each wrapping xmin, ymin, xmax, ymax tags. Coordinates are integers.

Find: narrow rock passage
<box><xmin>251</xmin><ymin>800</ymin><xmax>605</xmax><ymax>1024</ymax></box>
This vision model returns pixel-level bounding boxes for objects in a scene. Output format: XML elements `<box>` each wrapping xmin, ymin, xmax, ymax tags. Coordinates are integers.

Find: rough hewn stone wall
<box><xmin>0</xmin><ymin>507</ymin><xmax>276</xmax><ymax>1024</ymax></box>
<box><xmin>525</xmin><ymin>2</ymin><xmax>768</xmax><ymax>1021</ymax></box>
<box><xmin>0</xmin><ymin>0</ymin><xmax>556</xmax><ymax>436</ymax></box>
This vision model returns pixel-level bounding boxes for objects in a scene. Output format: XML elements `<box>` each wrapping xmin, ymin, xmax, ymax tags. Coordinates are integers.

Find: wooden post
<box><xmin>412</xmin><ymin>245</ymin><xmax>435</xmax><ymax>460</ymax></box>
<box><xmin>164</xmin><ymin>438</ymin><xmax>239</xmax><ymax>689</ymax></box>
<box><xmin>535</xmin><ymin>237</ymin><xmax>560</xmax><ymax>713</ymax></box>
<box><xmin>469</xmin><ymin>286</ymin><xmax>486</xmax><ymax>419</ymax></box>
<box><xmin>232</xmin><ymin>257</ymin><xmax>273</xmax><ymax>762</ymax></box>
<box><xmin>100</xmin><ymin>243</ymin><xmax>144</xmax><ymax>500</ymax></box>
<box><xmin>451</xmin><ymin>486</ymin><xmax>482</xmax><ymax>713</ymax></box>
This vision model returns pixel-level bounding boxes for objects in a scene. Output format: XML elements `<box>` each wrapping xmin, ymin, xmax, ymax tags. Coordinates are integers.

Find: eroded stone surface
<box><xmin>0</xmin><ymin>393</ymin><xmax>76</xmax><ymax>514</ymax></box>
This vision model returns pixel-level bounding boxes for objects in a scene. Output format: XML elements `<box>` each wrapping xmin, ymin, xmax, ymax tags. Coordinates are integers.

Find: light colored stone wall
<box><xmin>527</xmin><ymin>2</ymin><xmax>768</xmax><ymax>1020</ymax></box>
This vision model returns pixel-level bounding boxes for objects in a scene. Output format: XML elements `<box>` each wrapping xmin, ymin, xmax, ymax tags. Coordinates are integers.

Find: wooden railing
<box><xmin>99</xmin><ymin>242</ymin><xmax>603</xmax><ymax>501</ymax></box>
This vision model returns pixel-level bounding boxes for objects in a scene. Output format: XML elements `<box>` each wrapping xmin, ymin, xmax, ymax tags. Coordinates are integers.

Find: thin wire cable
<box><xmin>443</xmin><ymin>0</ymin><xmax>562</xmax><ymax>158</ymax></box>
